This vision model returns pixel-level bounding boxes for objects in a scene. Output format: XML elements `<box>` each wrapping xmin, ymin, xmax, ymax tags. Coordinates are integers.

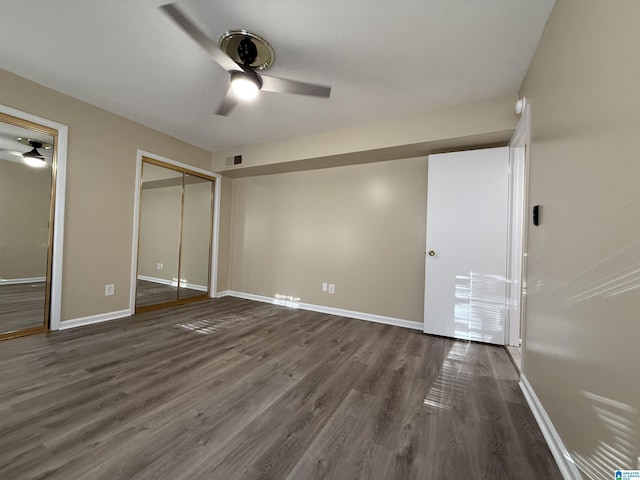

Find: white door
<box><xmin>423</xmin><ymin>147</ymin><xmax>509</xmax><ymax>345</ymax></box>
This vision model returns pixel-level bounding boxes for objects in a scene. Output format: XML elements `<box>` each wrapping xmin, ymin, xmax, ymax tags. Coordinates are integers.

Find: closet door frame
<box><xmin>130</xmin><ymin>150</ymin><xmax>221</xmax><ymax>314</ymax></box>
<box><xmin>0</xmin><ymin>105</ymin><xmax>68</xmax><ymax>336</ymax></box>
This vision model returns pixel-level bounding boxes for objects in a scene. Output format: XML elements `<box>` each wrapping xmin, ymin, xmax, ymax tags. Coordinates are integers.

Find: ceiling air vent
<box><xmin>226</xmin><ymin>154</ymin><xmax>243</xmax><ymax>166</ymax></box>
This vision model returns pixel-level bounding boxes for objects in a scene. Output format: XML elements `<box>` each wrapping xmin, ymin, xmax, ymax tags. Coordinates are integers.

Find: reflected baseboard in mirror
<box><xmin>135</xmin><ymin>279</ymin><xmax>208</xmax><ymax>312</ymax></box>
<box><xmin>0</xmin><ymin>111</ymin><xmax>58</xmax><ymax>340</ymax></box>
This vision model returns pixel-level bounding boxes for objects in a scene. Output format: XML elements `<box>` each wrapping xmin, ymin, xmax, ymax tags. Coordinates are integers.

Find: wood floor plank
<box><xmin>285</xmin><ymin>388</ymin><xmax>380</xmax><ymax>480</ymax></box>
<box><xmin>0</xmin><ymin>297</ymin><xmax>563</xmax><ymax>479</ymax></box>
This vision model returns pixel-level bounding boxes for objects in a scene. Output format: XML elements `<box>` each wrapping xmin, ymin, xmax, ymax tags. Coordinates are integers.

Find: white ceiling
<box><xmin>0</xmin><ymin>0</ymin><xmax>554</xmax><ymax>153</ymax></box>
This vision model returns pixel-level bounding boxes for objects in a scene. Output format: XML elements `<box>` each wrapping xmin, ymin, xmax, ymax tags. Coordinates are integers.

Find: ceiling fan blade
<box><xmin>0</xmin><ymin>148</ymin><xmax>23</xmax><ymax>156</ymax></box>
<box><xmin>215</xmin><ymin>88</ymin><xmax>239</xmax><ymax>116</ymax></box>
<box><xmin>260</xmin><ymin>75</ymin><xmax>331</xmax><ymax>98</ymax></box>
<box><xmin>160</xmin><ymin>3</ymin><xmax>240</xmax><ymax>73</ymax></box>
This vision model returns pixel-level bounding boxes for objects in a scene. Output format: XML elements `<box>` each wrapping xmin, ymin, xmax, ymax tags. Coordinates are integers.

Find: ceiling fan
<box><xmin>160</xmin><ymin>3</ymin><xmax>331</xmax><ymax>116</ymax></box>
<box><xmin>0</xmin><ymin>138</ymin><xmax>51</xmax><ymax>168</ymax></box>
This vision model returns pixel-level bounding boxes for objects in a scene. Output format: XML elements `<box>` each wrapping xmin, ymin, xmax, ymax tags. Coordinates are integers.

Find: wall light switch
<box><xmin>322</xmin><ymin>282</ymin><xmax>328</xmax><ymax>292</ymax></box>
<box><xmin>532</xmin><ymin>205</ymin><xmax>540</xmax><ymax>226</ymax></box>
<box><xmin>328</xmin><ymin>284</ymin><xmax>335</xmax><ymax>294</ymax></box>
<box><xmin>157</xmin><ymin>262</ymin><xmax>164</xmax><ymax>270</ymax></box>
<box><xmin>105</xmin><ymin>284</ymin><xmax>115</xmax><ymax>296</ymax></box>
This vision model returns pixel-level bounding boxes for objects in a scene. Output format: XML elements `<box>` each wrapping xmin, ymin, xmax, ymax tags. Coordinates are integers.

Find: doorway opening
<box><xmin>422</xmin><ymin>110</ymin><xmax>530</xmax><ymax>369</ymax></box>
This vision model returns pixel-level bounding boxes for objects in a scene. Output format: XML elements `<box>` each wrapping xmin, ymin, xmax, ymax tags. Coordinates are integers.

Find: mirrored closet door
<box><xmin>135</xmin><ymin>158</ymin><xmax>214</xmax><ymax>312</ymax></box>
<box><xmin>0</xmin><ymin>113</ymin><xmax>57</xmax><ymax>339</ymax></box>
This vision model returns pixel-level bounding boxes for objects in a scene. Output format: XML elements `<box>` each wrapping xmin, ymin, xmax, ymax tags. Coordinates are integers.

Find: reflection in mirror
<box><xmin>179</xmin><ymin>175</ymin><xmax>212</xmax><ymax>299</ymax></box>
<box><xmin>0</xmin><ymin>120</ymin><xmax>54</xmax><ymax>335</ymax></box>
<box><xmin>136</xmin><ymin>162</ymin><xmax>182</xmax><ymax>308</ymax></box>
<box><xmin>136</xmin><ymin>160</ymin><xmax>214</xmax><ymax>312</ymax></box>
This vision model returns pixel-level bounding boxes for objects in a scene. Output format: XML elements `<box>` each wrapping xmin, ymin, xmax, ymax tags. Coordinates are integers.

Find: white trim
<box><xmin>0</xmin><ymin>104</ymin><xmax>68</xmax><ymax>331</ymax></box>
<box><xmin>510</xmin><ymin>103</ymin><xmax>531</xmax><ymax>148</ymax></box>
<box><xmin>506</xmin><ymin>110</ymin><xmax>529</xmax><ymax>347</ymax></box>
<box><xmin>0</xmin><ymin>276</ymin><xmax>46</xmax><ymax>285</ymax></box>
<box><xmin>508</xmin><ymin>103</ymin><xmax>532</xmax><ymax>369</ymax></box>
<box><xmin>59</xmin><ymin>309</ymin><xmax>131</xmax><ymax>330</ymax></box>
<box><xmin>187</xmin><ymin>283</ymin><xmax>208</xmax><ymax>292</ymax></box>
<box><xmin>129</xmin><ymin>152</ymin><xmax>144</xmax><ymax>314</ymax></box>
<box><xmin>223</xmin><ymin>290</ymin><xmax>423</xmax><ymax>331</ymax></box>
<box><xmin>505</xmin><ymin>146</ymin><xmax>525</xmax><ymax>346</ymax></box>
<box><xmin>137</xmin><ymin>274</ymin><xmax>208</xmax><ymax>292</ymax></box>
<box><xmin>137</xmin><ymin>274</ymin><xmax>173</xmax><ymax>286</ymax></box>
<box><xmin>520</xmin><ymin>375</ymin><xmax>582</xmax><ymax>480</ymax></box>
<box><xmin>137</xmin><ymin>149</ymin><xmax>218</xmax><ymax>178</ymax></box>
<box><xmin>130</xmin><ymin>150</ymin><xmax>220</xmax><ymax>314</ymax></box>
<box><xmin>209</xmin><ymin>172</ymin><xmax>222</xmax><ymax>299</ymax></box>
<box><xmin>51</xmin><ymin>121</ymin><xmax>67</xmax><ymax>331</ymax></box>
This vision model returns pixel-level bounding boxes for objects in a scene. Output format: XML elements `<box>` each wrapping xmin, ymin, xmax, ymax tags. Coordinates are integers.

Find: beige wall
<box><xmin>0</xmin><ymin>160</ymin><xmax>51</xmax><ymax>279</ymax></box>
<box><xmin>215</xmin><ymin>175</ymin><xmax>233</xmax><ymax>292</ymax></box>
<box><xmin>138</xmin><ymin>185</ymin><xmax>182</xmax><ymax>282</ymax></box>
<box><xmin>213</xmin><ymin>94</ymin><xmax>517</xmax><ymax>174</ymax></box>
<box><xmin>520</xmin><ymin>0</ymin><xmax>640</xmax><ymax>475</ymax></box>
<box><xmin>229</xmin><ymin>157</ymin><xmax>428</xmax><ymax>322</ymax></box>
<box><xmin>220</xmin><ymin>90</ymin><xmax>516</xmax><ymax>322</ymax></box>
<box><xmin>138</xmin><ymin>179</ymin><xmax>211</xmax><ymax>289</ymax></box>
<box><xmin>0</xmin><ymin>69</ymin><xmax>211</xmax><ymax>321</ymax></box>
<box><xmin>181</xmin><ymin>178</ymin><xmax>213</xmax><ymax>287</ymax></box>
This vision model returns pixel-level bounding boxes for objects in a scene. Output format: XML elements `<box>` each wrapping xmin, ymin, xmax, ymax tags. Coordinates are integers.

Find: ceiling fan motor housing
<box><xmin>238</xmin><ymin>37</ymin><xmax>258</xmax><ymax>66</ymax></box>
<box><xmin>232</xmin><ymin>68</ymin><xmax>263</xmax><ymax>89</ymax></box>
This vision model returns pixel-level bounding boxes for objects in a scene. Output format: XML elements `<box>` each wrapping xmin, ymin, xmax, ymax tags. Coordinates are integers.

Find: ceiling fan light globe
<box><xmin>24</xmin><ymin>156</ymin><xmax>47</xmax><ymax>168</ymax></box>
<box><xmin>231</xmin><ymin>77</ymin><xmax>259</xmax><ymax>100</ymax></box>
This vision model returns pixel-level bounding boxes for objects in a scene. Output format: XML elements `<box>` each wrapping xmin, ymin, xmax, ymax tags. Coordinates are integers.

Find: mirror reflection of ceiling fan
<box><xmin>160</xmin><ymin>3</ymin><xmax>331</xmax><ymax>116</ymax></box>
<box><xmin>0</xmin><ymin>137</ymin><xmax>52</xmax><ymax>168</ymax></box>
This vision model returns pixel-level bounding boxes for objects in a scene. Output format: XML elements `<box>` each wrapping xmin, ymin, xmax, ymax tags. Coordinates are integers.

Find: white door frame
<box><xmin>0</xmin><ymin>104</ymin><xmax>68</xmax><ymax>331</ymax></box>
<box><xmin>506</xmin><ymin>105</ymin><xmax>531</xmax><ymax>355</ymax></box>
<box><xmin>129</xmin><ymin>150</ymin><xmax>221</xmax><ymax>314</ymax></box>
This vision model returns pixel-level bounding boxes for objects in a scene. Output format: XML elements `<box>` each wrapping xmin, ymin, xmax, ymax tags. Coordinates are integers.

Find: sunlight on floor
<box><xmin>177</xmin><ymin>314</ymin><xmax>248</xmax><ymax>335</ymax></box>
<box><xmin>423</xmin><ymin>341</ymin><xmax>471</xmax><ymax>410</ymax></box>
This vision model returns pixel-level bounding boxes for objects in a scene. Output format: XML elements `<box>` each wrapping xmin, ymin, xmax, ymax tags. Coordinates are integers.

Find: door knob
<box><xmin>428</xmin><ymin>250</ymin><xmax>436</xmax><ymax>256</ymax></box>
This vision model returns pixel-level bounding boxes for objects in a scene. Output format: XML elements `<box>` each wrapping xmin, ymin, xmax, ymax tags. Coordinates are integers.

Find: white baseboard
<box><xmin>520</xmin><ymin>374</ymin><xmax>582</xmax><ymax>480</ymax></box>
<box><xmin>59</xmin><ymin>309</ymin><xmax>131</xmax><ymax>331</ymax></box>
<box><xmin>0</xmin><ymin>276</ymin><xmax>46</xmax><ymax>285</ymax></box>
<box><xmin>221</xmin><ymin>290</ymin><xmax>423</xmax><ymax>331</ymax></box>
<box><xmin>138</xmin><ymin>274</ymin><xmax>174</xmax><ymax>286</ymax></box>
<box><xmin>137</xmin><ymin>275</ymin><xmax>207</xmax><ymax>292</ymax></box>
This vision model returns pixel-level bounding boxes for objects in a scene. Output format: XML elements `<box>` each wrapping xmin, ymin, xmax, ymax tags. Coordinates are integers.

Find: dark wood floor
<box><xmin>0</xmin><ymin>297</ymin><xmax>561</xmax><ymax>479</ymax></box>
<box><xmin>136</xmin><ymin>279</ymin><xmax>206</xmax><ymax>308</ymax></box>
<box><xmin>0</xmin><ymin>282</ymin><xmax>46</xmax><ymax>334</ymax></box>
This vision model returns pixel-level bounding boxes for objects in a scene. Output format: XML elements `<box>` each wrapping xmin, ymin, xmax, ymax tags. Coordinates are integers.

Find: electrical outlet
<box><xmin>105</xmin><ymin>284</ymin><xmax>115</xmax><ymax>296</ymax></box>
<box><xmin>322</xmin><ymin>282</ymin><xmax>328</xmax><ymax>292</ymax></box>
<box><xmin>328</xmin><ymin>284</ymin><xmax>335</xmax><ymax>294</ymax></box>
<box><xmin>157</xmin><ymin>262</ymin><xmax>163</xmax><ymax>270</ymax></box>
